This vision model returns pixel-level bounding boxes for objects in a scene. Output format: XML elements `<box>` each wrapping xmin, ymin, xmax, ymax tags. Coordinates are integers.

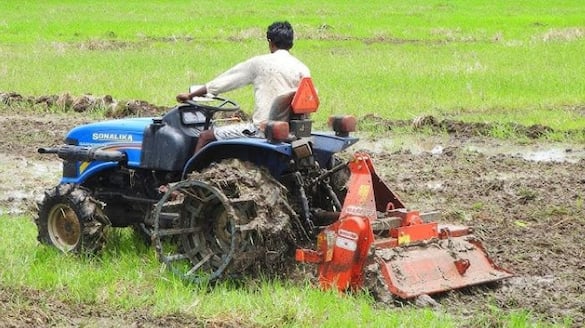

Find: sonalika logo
<box><xmin>92</xmin><ymin>132</ymin><xmax>133</xmax><ymax>142</ymax></box>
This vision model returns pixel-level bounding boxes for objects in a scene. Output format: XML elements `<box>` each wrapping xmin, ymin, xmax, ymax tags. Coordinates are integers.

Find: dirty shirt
<box><xmin>205</xmin><ymin>49</ymin><xmax>311</xmax><ymax>128</ymax></box>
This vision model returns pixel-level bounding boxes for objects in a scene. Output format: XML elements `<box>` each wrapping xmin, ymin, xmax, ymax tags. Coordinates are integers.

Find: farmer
<box><xmin>176</xmin><ymin>21</ymin><xmax>310</xmax><ymax>153</ymax></box>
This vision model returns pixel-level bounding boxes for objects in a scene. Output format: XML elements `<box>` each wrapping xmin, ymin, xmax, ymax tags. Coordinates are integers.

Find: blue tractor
<box><xmin>36</xmin><ymin>80</ymin><xmax>358</xmax><ymax>281</ymax></box>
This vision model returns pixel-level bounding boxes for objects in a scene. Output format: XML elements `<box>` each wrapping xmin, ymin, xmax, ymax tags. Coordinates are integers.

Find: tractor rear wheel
<box><xmin>36</xmin><ymin>184</ymin><xmax>110</xmax><ymax>254</ymax></box>
<box><xmin>152</xmin><ymin>159</ymin><xmax>303</xmax><ymax>283</ymax></box>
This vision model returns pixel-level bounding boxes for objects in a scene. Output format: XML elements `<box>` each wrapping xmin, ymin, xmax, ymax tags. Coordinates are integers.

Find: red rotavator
<box><xmin>296</xmin><ymin>152</ymin><xmax>513</xmax><ymax>299</ymax></box>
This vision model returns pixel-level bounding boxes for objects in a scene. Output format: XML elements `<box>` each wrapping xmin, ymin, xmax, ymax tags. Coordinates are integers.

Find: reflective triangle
<box><xmin>291</xmin><ymin>77</ymin><xmax>320</xmax><ymax>114</ymax></box>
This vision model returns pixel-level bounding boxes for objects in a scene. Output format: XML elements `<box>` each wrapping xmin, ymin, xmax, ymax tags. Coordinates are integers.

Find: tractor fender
<box><xmin>311</xmin><ymin>133</ymin><xmax>359</xmax><ymax>152</ymax></box>
<box><xmin>310</xmin><ymin>133</ymin><xmax>359</xmax><ymax>165</ymax></box>
<box><xmin>182</xmin><ymin>138</ymin><xmax>292</xmax><ymax>179</ymax></box>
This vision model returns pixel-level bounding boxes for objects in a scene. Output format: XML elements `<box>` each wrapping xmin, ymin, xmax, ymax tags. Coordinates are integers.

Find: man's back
<box><xmin>206</xmin><ymin>49</ymin><xmax>310</xmax><ymax>125</ymax></box>
<box><xmin>177</xmin><ymin>21</ymin><xmax>310</xmax><ymax>152</ymax></box>
<box><xmin>248</xmin><ymin>49</ymin><xmax>310</xmax><ymax>124</ymax></box>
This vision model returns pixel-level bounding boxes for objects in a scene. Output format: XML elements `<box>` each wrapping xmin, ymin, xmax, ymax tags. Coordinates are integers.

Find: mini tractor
<box><xmin>36</xmin><ymin>77</ymin><xmax>512</xmax><ymax>299</ymax></box>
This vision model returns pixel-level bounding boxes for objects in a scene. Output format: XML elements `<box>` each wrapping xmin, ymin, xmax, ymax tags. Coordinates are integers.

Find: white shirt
<box><xmin>205</xmin><ymin>49</ymin><xmax>310</xmax><ymax>126</ymax></box>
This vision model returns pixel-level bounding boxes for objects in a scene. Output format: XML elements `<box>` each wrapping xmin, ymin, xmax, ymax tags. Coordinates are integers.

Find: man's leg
<box><xmin>195</xmin><ymin>129</ymin><xmax>216</xmax><ymax>153</ymax></box>
<box><xmin>195</xmin><ymin>123</ymin><xmax>258</xmax><ymax>153</ymax></box>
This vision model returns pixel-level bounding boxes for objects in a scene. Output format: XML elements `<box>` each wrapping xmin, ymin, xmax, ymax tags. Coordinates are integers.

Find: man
<box><xmin>176</xmin><ymin>21</ymin><xmax>311</xmax><ymax>153</ymax></box>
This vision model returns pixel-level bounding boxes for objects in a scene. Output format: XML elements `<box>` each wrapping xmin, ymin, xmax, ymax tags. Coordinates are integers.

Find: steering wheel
<box><xmin>181</xmin><ymin>95</ymin><xmax>240</xmax><ymax>130</ymax></box>
<box><xmin>185</xmin><ymin>96</ymin><xmax>240</xmax><ymax>115</ymax></box>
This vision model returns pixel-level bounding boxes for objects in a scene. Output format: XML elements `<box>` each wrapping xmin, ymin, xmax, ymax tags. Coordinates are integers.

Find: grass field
<box><xmin>1</xmin><ymin>0</ymin><xmax>584</xmax><ymax>130</ymax></box>
<box><xmin>1</xmin><ymin>1</ymin><xmax>584</xmax><ymax>327</ymax></box>
<box><xmin>0</xmin><ymin>215</ymin><xmax>461</xmax><ymax>327</ymax></box>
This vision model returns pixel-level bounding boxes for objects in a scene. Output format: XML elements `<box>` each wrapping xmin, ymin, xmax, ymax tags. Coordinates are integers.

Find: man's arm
<box><xmin>206</xmin><ymin>60</ymin><xmax>255</xmax><ymax>95</ymax></box>
<box><xmin>176</xmin><ymin>85</ymin><xmax>207</xmax><ymax>103</ymax></box>
<box><xmin>176</xmin><ymin>57</ymin><xmax>255</xmax><ymax>103</ymax></box>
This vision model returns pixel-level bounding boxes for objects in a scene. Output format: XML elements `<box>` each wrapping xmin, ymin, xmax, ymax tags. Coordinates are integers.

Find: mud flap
<box><xmin>374</xmin><ymin>236</ymin><xmax>513</xmax><ymax>299</ymax></box>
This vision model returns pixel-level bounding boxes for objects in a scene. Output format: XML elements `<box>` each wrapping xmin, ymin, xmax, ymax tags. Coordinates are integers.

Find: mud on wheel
<box><xmin>35</xmin><ymin>184</ymin><xmax>110</xmax><ymax>253</ymax></box>
<box><xmin>152</xmin><ymin>159</ymin><xmax>303</xmax><ymax>283</ymax></box>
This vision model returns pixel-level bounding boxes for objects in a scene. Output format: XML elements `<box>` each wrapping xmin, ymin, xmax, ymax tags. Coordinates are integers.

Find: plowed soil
<box><xmin>1</xmin><ymin>96</ymin><xmax>584</xmax><ymax>327</ymax></box>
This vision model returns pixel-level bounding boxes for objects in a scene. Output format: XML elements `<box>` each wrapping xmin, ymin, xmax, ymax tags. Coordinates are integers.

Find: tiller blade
<box><xmin>296</xmin><ymin>152</ymin><xmax>513</xmax><ymax>299</ymax></box>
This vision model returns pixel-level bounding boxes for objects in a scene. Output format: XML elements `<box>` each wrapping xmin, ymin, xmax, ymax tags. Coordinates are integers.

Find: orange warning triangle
<box><xmin>291</xmin><ymin>77</ymin><xmax>320</xmax><ymax>114</ymax></box>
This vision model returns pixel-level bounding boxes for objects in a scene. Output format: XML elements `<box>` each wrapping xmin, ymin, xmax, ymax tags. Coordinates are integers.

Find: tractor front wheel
<box><xmin>35</xmin><ymin>184</ymin><xmax>110</xmax><ymax>254</ymax></box>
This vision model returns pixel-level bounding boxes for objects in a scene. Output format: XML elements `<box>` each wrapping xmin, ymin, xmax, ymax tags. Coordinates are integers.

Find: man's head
<box><xmin>266</xmin><ymin>21</ymin><xmax>294</xmax><ymax>51</ymax></box>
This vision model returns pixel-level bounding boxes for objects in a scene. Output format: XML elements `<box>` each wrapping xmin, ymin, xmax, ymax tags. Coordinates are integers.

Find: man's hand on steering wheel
<box><xmin>177</xmin><ymin>85</ymin><xmax>208</xmax><ymax>103</ymax></box>
<box><xmin>176</xmin><ymin>93</ymin><xmax>192</xmax><ymax>103</ymax></box>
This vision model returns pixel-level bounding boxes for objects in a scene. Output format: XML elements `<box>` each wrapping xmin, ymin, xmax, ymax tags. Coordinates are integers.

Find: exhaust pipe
<box><xmin>38</xmin><ymin>145</ymin><xmax>127</xmax><ymax>162</ymax></box>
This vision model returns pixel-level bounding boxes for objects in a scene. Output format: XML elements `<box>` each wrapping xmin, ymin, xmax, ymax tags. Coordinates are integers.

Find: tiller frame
<box><xmin>296</xmin><ymin>153</ymin><xmax>512</xmax><ymax>299</ymax></box>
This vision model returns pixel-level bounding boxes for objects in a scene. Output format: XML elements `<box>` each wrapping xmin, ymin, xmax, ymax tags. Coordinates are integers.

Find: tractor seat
<box><xmin>268</xmin><ymin>77</ymin><xmax>320</xmax><ymax>138</ymax></box>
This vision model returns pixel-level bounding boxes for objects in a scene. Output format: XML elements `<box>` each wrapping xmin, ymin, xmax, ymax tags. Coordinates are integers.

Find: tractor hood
<box><xmin>64</xmin><ymin>117</ymin><xmax>153</xmax><ymax>146</ymax></box>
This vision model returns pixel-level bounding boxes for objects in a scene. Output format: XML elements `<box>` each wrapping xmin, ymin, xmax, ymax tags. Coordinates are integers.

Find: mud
<box><xmin>185</xmin><ymin>159</ymin><xmax>304</xmax><ymax>278</ymax></box>
<box><xmin>1</xmin><ymin>97</ymin><xmax>584</xmax><ymax>326</ymax></box>
<box><xmin>353</xmin><ymin>140</ymin><xmax>585</xmax><ymax>326</ymax></box>
<box><xmin>0</xmin><ymin>91</ymin><xmax>167</xmax><ymax>118</ymax></box>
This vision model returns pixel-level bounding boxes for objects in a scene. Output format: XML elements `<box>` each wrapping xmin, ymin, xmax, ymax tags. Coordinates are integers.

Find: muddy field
<box><xmin>1</xmin><ymin>95</ymin><xmax>584</xmax><ymax>327</ymax></box>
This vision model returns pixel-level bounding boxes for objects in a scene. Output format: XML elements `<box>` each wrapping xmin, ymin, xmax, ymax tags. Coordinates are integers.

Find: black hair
<box><xmin>266</xmin><ymin>21</ymin><xmax>294</xmax><ymax>50</ymax></box>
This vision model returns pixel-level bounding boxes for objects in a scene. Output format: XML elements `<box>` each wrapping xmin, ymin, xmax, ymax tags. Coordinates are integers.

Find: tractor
<box><xmin>36</xmin><ymin>77</ymin><xmax>512</xmax><ymax>299</ymax></box>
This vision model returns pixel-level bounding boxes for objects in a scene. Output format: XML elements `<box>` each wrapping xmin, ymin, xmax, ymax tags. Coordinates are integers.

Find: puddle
<box><xmin>0</xmin><ymin>153</ymin><xmax>61</xmax><ymax>215</ymax></box>
<box><xmin>466</xmin><ymin>144</ymin><xmax>585</xmax><ymax>163</ymax></box>
<box><xmin>355</xmin><ymin>134</ymin><xmax>585</xmax><ymax>163</ymax></box>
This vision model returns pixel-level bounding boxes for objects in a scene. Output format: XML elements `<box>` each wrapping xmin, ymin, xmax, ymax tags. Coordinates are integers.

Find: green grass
<box><xmin>0</xmin><ymin>215</ymin><xmax>461</xmax><ymax>327</ymax></box>
<box><xmin>1</xmin><ymin>0</ymin><xmax>584</xmax><ymax>132</ymax></box>
<box><xmin>0</xmin><ymin>214</ymin><xmax>561</xmax><ymax>327</ymax></box>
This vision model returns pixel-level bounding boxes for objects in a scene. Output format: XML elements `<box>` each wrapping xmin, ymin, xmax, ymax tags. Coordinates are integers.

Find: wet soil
<box><xmin>1</xmin><ymin>95</ymin><xmax>584</xmax><ymax>327</ymax></box>
<box><xmin>186</xmin><ymin>159</ymin><xmax>303</xmax><ymax>278</ymax></box>
<box><xmin>356</xmin><ymin>142</ymin><xmax>585</xmax><ymax>326</ymax></box>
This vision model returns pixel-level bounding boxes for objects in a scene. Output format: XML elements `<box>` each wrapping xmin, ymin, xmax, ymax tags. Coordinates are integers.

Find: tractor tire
<box><xmin>35</xmin><ymin>184</ymin><xmax>110</xmax><ymax>254</ymax></box>
<box><xmin>152</xmin><ymin>159</ymin><xmax>303</xmax><ymax>283</ymax></box>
